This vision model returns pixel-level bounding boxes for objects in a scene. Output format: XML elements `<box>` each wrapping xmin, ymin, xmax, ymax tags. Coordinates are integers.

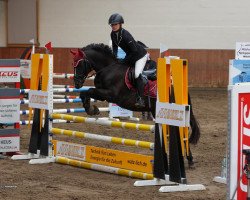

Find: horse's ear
<box><xmin>70</xmin><ymin>49</ymin><xmax>77</xmax><ymax>56</ymax></box>
<box><xmin>78</xmin><ymin>48</ymin><xmax>84</xmax><ymax>58</ymax></box>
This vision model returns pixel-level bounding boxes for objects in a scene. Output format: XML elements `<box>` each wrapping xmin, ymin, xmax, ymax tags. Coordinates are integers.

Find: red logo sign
<box><xmin>237</xmin><ymin>93</ymin><xmax>250</xmax><ymax>199</ymax></box>
<box><xmin>0</xmin><ymin>71</ymin><xmax>18</xmax><ymax>77</ymax></box>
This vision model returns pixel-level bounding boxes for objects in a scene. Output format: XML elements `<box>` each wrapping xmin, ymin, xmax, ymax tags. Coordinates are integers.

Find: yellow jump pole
<box><xmin>171</xmin><ymin>59</ymin><xmax>189</xmax><ymax>156</ymax></box>
<box><xmin>56</xmin><ymin>156</ymin><xmax>154</xmax><ymax>180</ymax></box>
<box><xmin>157</xmin><ymin>58</ymin><xmax>171</xmax><ymax>153</ymax></box>
<box><xmin>51</xmin><ymin>128</ymin><xmax>154</xmax><ymax>149</ymax></box>
<box><xmin>51</xmin><ymin>113</ymin><xmax>154</xmax><ymax>132</ymax></box>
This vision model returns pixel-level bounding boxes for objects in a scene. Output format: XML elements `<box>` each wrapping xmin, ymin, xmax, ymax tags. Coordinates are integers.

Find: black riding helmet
<box><xmin>108</xmin><ymin>13</ymin><xmax>124</xmax><ymax>25</ymax></box>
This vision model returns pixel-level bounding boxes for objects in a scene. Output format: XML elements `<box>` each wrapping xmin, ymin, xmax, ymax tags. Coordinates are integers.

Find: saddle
<box><xmin>125</xmin><ymin>59</ymin><xmax>157</xmax><ymax>98</ymax></box>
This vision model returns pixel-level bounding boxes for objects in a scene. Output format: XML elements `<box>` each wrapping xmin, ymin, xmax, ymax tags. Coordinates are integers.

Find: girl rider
<box><xmin>109</xmin><ymin>13</ymin><xmax>148</xmax><ymax>108</ymax></box>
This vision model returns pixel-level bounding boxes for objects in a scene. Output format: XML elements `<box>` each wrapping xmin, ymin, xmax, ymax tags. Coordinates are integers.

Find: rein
<box><xmin>86</xmin><ymin>71</ymin><xmax>96</xmax><ymax>79</ymax></box>
<box><xmin>94</xmin><ymin>63</ymin><xmax>117</xmax><ymax>75</ymax></box>
<box><xmin>84</xmin><ymin>56</ymin><xmax>117</xmax><ymax>77</ymax></box>
<box><xmin>85</xmin><ymin>63</ymin><xmax>117</xmax><ymax>80</ymax></box>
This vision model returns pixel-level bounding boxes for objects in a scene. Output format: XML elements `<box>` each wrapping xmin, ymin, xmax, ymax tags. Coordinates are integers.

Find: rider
<box><xmin>108</xmin><ymin>13</ymin><xmax>148</xmax><ymax>108</ymax></box>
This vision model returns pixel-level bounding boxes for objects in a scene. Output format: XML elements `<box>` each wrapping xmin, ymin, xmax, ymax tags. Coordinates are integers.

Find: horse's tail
<box><xmin>188</xmin><ymin>93</ymin><xmax>201</xmax><ymax>144</ymax></box>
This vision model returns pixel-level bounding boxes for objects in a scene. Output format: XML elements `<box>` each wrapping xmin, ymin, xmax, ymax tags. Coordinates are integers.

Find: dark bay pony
<box><xmin>71</xmin><ymin>43</ymin><xmax>200</xmax><ymax>148</ymax></box>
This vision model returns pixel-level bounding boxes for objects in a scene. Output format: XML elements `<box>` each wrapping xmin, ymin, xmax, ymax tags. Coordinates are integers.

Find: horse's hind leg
<box><xmin>147</xmin><ymin>112</ymin><xmax>153</xmax><ymax>120</ymax></box>
<box><xmin>186</xmin><ymin>146</ymin><xmax>195</xmax><ymax>168</ymax></box>
<box><xmin>142</xmin><ymin>112</ymin><xmax>153</xmax><ymax>120</ymax></box>
<box><xmin>142</xmin><ymin>112</ymin><xmax>146</xmax><ymax>120</ymax></box>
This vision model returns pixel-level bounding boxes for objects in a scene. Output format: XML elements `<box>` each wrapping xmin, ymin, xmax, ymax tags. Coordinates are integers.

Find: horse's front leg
<box><xmin>79</xmin><ymin>91</ymin><xmax>100</xmax><ymax>116</ymax></box>
<box><xmin>80</xmin><ymin>88</ymin><xmax>115</xmax><ymax>115</ymax></box>
<box><xmin>87</xmin><ymin>87</ymin><xmax>114</xmax><ymax>102</ymax></box>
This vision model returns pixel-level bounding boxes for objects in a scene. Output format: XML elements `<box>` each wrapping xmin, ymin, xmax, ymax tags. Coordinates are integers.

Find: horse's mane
<box><xmin>82</xmin><ymin>43</ymin><xmax>116</xmax><ymax>59</ymax></box>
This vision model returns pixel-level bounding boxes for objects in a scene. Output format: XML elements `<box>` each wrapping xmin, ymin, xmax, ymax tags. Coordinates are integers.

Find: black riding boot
<box><xmin>135</xmin><ymin>75</ymin><xmax>145</xmax><ymax>108</ymax></box>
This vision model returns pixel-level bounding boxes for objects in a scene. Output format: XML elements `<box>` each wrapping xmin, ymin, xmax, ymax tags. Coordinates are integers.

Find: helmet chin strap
<box><xmin>116</xmin><ymin>25</ymin><xmax>122</xmax><ymax>32</ymax></box>
<box><xmin>113</xmin><ymin>28</ymin><xmax>123</xmax><ymax>46</ymax></box>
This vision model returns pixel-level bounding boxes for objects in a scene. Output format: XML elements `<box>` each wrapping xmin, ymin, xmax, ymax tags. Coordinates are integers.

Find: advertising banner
<box><xmin>0</xmin><ymin>67</ymin><xmax>20</xmax><ymax>83</ymax></box>
<box><xmin>53</xmin><ymin>140</ymin><xmax>153</xmax><ymax>173</ymax></box>
<box><xmin>20</xmin><ymin>59</ymin><xmax>31</xmax><ymax>78</ymax></box>
<box><xmin>109</xmin><ymin>103</ymin><xmax>133</xmax><ymax>118</ymax></box>
<box><xmin>229</xmin><ymin>84</ymin><xmax>250</xmax><ymax>199</ymax></box>
<box><xmin>0</xmin><ymin>130</ymin><xmax>20</xmax><ymax>153</ymax></box>
<box><xmin>155</xmin><ymin>102</ymin><xmax>190</xmax><ymax>127</ymax></box>
<box><xmin>29</xmin><ymin>90</ymin><xmax>53</xmax><ymax>110</ymax></box>
<box><xmin>229</xmin><ymin>60</ymin><xmax>250</xmax><ymax>85</ymax></box>
<box><xmin>236</xmin><ymin>42</ymin><xmax>250</xmax><ymax>60</ymax></box>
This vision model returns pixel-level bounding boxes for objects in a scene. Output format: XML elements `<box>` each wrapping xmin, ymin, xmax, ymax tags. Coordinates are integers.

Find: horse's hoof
<box><xmin>141</xmin><ymin>112</ymin><xmax>146</xmax><ymax>120</ymax></box>
<box><xmin>147</xmin><ymin>114</ymin><xmax>154</xmax><ymax>121</ymax></box>
<box><xmin>188</xmin><ymin>160</ymin><xmax>196</xmax><ymax>169</ymax></box>
<box><xmin>86</xmin><ymin>105</ymin><xmax>100</xmax><ymax>116</ymax></box>
<box><xmin>188</xmin><ymin>163</ymin><xmax>195</xmax><ymax>170</ymax></box>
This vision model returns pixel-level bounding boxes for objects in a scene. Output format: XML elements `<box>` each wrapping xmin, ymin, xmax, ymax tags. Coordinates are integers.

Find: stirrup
<box><xmin>135</xmin><ymin>97</ymin><xmax>145</xmax><ymax>108</ymax></box>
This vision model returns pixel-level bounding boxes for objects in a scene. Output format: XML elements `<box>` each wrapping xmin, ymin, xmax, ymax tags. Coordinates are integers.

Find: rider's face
<box><xmin>110</xmin><ymin>23</ymin><xmax>121</xmax><ymax>32</ymax></box>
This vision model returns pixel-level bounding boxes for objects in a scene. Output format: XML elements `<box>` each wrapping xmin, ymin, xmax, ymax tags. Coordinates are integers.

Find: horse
<box><xmin>71</xmin><ymin>43</ymin><xmax>158</xmax><ymax>115</ymax></box>
<box><xmin>71</xmin><ymin>43</ymin><xmax>200</xmax><ymax>165</ymax></box>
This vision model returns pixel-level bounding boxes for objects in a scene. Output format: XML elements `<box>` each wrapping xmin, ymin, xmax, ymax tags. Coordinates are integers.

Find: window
<box><xmin>7</xmin><ymin>0</ymin><xmax>38</xmax><ymax>46</ymax></box>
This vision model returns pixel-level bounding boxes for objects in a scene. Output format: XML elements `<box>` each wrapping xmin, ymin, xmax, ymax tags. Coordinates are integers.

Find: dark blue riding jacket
<box><xmin>111</xmin><ymin>28</ymin><xmax>147</xmax><ymax>65</ymax></box>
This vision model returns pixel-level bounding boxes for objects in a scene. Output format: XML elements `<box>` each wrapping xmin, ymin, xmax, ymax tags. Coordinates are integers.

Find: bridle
<box><xmin>73</xmin><ymin>48</ymin><xmax>116</xmax><ymax>86</ymax></box>
<box><xmin>73</xmin><ymin>50</ymin><xmax>94</xmax><ymax>85</ymax></box>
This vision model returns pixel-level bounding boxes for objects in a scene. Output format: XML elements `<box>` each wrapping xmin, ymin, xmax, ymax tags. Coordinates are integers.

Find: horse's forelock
<box><xmin>70</xmin><ymin>49</ymin><xmax>77</xmax><ymax>55</ymax></box>
<box><xmin>71</xmin><ymin>49</ymin><xmax>84</xmax><ymax>68</ymax></box>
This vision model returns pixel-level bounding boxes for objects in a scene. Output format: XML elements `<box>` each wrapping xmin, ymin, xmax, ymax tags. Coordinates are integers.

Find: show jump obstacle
<box><xmin>12</xmin><ymin>53</ymin><xmax>155</xmax><ymax>180</ymax></box>
<box><xmin>134</xmin><ymin>57</ymin><xmax>205</xmax><ymax>192</ymax></box>
<box><xmin>12</xmin><ymin>53</ymin><xmax>205</xmax><ymax>193</ymax></box>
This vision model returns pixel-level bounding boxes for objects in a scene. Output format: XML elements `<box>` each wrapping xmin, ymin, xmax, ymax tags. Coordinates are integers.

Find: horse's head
<box><xmin>71</xmin><ymin>43</ymin><xmax>117</xmax><ymax>88</ymax></box>
<box><xmin>71</xmin><ymin>49</ymin><xmax>93</xmax><ymax>89</ymax></box>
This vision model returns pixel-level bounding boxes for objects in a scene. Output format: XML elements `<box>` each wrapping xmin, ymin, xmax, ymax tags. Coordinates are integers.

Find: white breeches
<box><xmin>134</xmin><ymin>54</ymin><xmax>148</xmax><ymax>78</ymax></box>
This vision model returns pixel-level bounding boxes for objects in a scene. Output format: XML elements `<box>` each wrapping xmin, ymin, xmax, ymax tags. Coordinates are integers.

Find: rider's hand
<box><xmin>117</xmin><ymin>59</ymin><xmax>125</xmax><ymax>64</ymax></box>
